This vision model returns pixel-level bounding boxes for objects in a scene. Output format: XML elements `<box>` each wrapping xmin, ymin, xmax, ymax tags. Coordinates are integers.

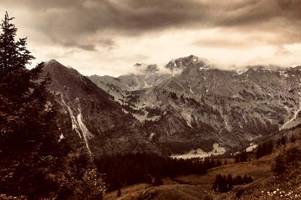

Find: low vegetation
<box><xmin>272</xmin><ymin>146</ymin><xmax>301</xmax><ymax>174</ymax></box>
<box><xmin>96</xmin><ymin>153</ymin><xmax>222</xmax><ymax>191</ymax></box>
<box><xmin>213</xmin><ymin>174</ymin><xmax>253</xmax><ymax>193</ymax></box>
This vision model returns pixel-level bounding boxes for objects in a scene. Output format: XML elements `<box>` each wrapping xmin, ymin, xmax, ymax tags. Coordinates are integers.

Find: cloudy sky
<box><xmin>1</xmin><ymin>0</ymin><xmax>301</xmax><ymax>76</ymax></box>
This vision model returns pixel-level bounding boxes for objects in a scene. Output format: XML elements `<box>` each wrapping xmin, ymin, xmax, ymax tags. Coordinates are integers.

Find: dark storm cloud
<box><xmin>2</xmin><ymin>0</ymin><xmax>301</xmax><ymax>49</ymax></box>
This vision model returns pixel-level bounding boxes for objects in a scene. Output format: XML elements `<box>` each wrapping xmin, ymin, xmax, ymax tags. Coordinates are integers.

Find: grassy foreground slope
<box><xmin>104</xmin><ymin>131</ymin><xmax>301</xmax><ymax>200</ymax></box>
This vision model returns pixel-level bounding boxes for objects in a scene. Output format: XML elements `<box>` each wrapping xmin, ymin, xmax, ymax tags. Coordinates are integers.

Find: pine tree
<box><xmin>291</xmin><ymin>135</ymin><xmax>296</xmax><ymax>143</ymax></box>
<box><xmin>0</xmin><ymin>12</ymin><xmax>46</xmax><ymax>141</ymax></box>
<box><xmin>0</xmin><ymin>12</ymin><xmax>34</xmax><ymax>73</ymax></box>
<box><xmin>213</xmin><ymin>174</ymin><xmax>221</xmax><ymax>192</ymax></box>
<box><xmin>0</xmin><ymin>12</ymin><xmax>36</xmax><ymax>99</ymax></box>
<box><xmin>0</xmin><ymin>12</ymin><xmax>105</xmax><ymax>199</ymax></box>
<box><xmin>256</xmin><ymin>141</ymin><xmax>274</xmax><ymax>159</ymax></box>
<box><xmin>226</xmin><ymin>174</ymin><xmax>233</xmax><ymax>191</ymax></box>
<box><xmin>280</xmin><ymin>136</ymin><xmax>287</xmax><ymax>146</ymax></box>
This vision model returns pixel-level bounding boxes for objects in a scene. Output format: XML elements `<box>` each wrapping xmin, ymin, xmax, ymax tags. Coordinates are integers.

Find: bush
<box><xmin>213</xmin><ymin>174</ymin><xmax>253</xmax><ymax>193</ymax></box>
<box><xmin>272</xmin><ymin>147</ymin><xmax>301</xmax><ymax>174</ymax></box>
<box><xmin>272</xmin><ymin>155</ymin><xmax>286</xmax><ymax>174</ymax></box>
<box><xmin>235</xmin><ymin>151</ymin><xmax>249</xmax><ymax>163</ymax></box>
<box><xmin>256</xmin><ymin>141</ymin><xmax>274</xmax><ymax>159</ymax></box>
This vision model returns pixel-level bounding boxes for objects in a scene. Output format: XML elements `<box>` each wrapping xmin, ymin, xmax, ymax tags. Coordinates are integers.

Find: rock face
<box><xmin>89</xmin><ymin>65</ymin><xmax>171</xmax><ymax>104</ymax></box>
<box><xmin>90</xmin><ymin>55</ymin><xmax>301</xmax><ymax>154</ymax></box>
<box><xmin>43</xmin><ymin>60</ymin><xmax>160</xmax><ymax>157</ymax></box>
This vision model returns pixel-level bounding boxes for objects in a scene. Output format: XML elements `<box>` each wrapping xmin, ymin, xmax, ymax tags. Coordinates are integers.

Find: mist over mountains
<box><xmin>39</xmin><ymin>55</ymin><xmax>301</xmax><ymax>159</ymax></box>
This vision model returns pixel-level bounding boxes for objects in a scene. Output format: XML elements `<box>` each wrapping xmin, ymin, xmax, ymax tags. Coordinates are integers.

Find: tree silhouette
<box><xmin>0</xmin><ymin>11</ymin><xmax>47</xmax><ymax>146</ymax></box>
<box><xmin>0</xmin><ymin>13</ymin><xmax>104</xmax><ymax>199</ymax></box>
<box><xmin>0</xmin><ymin>12</ymin><xmax>34</xmax><ymax>73</ymax></box>
<box><xmin>235</xmin><ymin>151</ymin><xmax>249</xmax><ymax>163</ymax></box>
<box><xmin>290</xmin><ymin>135</ymin><xmax>296</xmax><ymax>143</ymax></box>
<box><xmin>256</xmin><ymin>141</ymin><xmax>274</xmax><ymax>159</ymax></box>
<box><xmin>213</xmin><ymin>174</ymin><xmax>253</xmax><ymax>193</ymax></box>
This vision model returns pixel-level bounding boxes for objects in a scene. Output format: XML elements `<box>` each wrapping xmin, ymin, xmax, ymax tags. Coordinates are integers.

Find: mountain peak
<box><xmin>187</xmin><ymin>55</ymin><xmax>199</xmax><ymax>62</ymax></box>
<box><xmin>44</xmin><ymin>59</ymin><xmax>70</xmax><ymax>72</ymax></box>
<box><xmin>43</xmin><ymin>59</ymin><xmax>87</xmax><ymax>83</ymax></box>
<box><xmin>47</xmin><ymin>59</ymin><xmax>62</xmax><ymax>65</ymax></box>
<box><xmin>165</xmin><ymin>55</ymin><xmax>208</xmax><ymax>72</ymax></box>
<box><xmin>174</xmin><ymin>55</ymin><xmax>200</xmax><ymax>65</ymax></box>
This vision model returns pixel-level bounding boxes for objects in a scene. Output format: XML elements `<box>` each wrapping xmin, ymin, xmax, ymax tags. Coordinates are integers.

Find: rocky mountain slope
<box><xmin>90</xmin><ymin>55</ymin><xmax>301</xmax><ymax>155</ymax></box>
<box><xmin>90</xmin><ymin>64</ymin><xmax>170</xmax><ymax>104</ymax></box>
<box><xmin>43</xmin><ymin>60</ymin><xmax>160</xmax><ymax>157</ymax></box>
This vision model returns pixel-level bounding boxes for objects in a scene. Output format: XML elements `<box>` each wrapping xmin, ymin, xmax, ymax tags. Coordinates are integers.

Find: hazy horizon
<box><xmin>1</xmin><ymin>0</ymin><xmax>301</xmax><ymax>76</ymax></box>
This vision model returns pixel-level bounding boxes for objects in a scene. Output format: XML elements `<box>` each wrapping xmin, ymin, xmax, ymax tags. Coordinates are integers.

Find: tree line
<box><xmin>235</xmin><ymin>134</ymin><xmax>297</xmax><ymax>163</ymax></box>
<box><xmin>95</xmin><ymin>153</ymin><xmax>222</xmax><ymax>191</ymax></box>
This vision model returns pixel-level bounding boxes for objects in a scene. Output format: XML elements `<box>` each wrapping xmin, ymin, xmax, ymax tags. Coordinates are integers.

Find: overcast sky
<box><xmin>1</xmin><ymin>0</ymin><xmax>301</xmax><ymax>76</ymax></box>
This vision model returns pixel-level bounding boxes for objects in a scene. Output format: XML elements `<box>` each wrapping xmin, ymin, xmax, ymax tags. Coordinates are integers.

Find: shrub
<box><xmin>272</xmin><ymin>147</ymin><xmax>301</xmax><ymax>175</ymax></box>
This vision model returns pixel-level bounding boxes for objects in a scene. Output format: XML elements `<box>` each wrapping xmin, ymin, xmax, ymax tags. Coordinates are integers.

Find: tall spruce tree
<box><xmin>0</xmin><ymin>12</ymin><xmax>34</xmax><ymax>73</ymax></box>
<box><xmin>0</xmin><ymin>12</ymin><xmax>104</xmax><ymax>199</ymax></box>
<box><xmin>0</xmin><ymin>12</ymin><xmax>36</xmax><ymax>99</ymax></box>
<box><xmin>0</xmin><ymin>12</ymin><xmax>57</xmax><ymax>198</ymax></box>
<box><xmin>0</xmin><ymin>11</ymin><xmax>47</xmax><ymax>142</ymax></box>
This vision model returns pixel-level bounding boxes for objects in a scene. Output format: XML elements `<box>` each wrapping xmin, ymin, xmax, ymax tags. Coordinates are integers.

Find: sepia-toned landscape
<box><xmin>1</xmin><ymin>1</ymin><xmax>301</xmax><ymax>199</ymax></box>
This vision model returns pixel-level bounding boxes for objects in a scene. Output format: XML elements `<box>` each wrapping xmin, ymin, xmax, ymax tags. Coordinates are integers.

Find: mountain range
<box><xmin>42</xmin><ymin>55</ymin><xmax>301</xmax><ymax>157</ymax></box>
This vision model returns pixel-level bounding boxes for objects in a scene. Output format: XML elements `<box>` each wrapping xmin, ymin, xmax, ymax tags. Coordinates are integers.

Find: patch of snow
<box><xmin>171</xmin><ymin>143</ymin><xmax>226</xmax><ymax>159</ymax></box>
<box><xmin>77</xmin><ymin>110</ymin><xmax>94</xmax><ymax>155</ymax></box>
<box><xmin>181</xmin><ymin>110</ymin><xmax>193</xmax><ymax>127</ymax></box>
<box><xmin>242</xmin><ymin>113</ymin><xmax>248</xmax><ymax>124</ymax></box>
<box><xmin>60</xmin><ymin>94</ymin><xmax>93</xmax><ymax>155</ymax></box>
<box><xmin>279</xmin><ymin>70</ymin><xmax>289</xmax><ymax>78</ymax></box>
<box><xmin>280</xmin><ymin>95</ymin><xmax>301</xmax><ymax>130</ymax></box>
<box><xmin>222</xmin><ymin>114</ymin><xmax>232</xmax><ymax>132</ymax></box>
<box><xmin>122</xmin><ymin>108</ymin><xmax>129</xmax><ymax>114</ymax></box>
<box><xmin>283</xmin><ymin>105</ymin><xmax>291</xmax><ymax>113</ymax></box>
<box><xmin>133</xmin><ymin>111</ymin><xmax>161</xmax><ymax>123</ymax></box>
<box><xmin>44</xmin><ymin>101</ymin><xmax>52</xmax><ymax>112</ymax></box>
<box><xmin>149</xmin><ymin>132</ymin><xmax>156</xmax><ymax>141</ymax></box>
<box><xmin>60</xmin><ymin>95</ymin><xmax>82</xmax><ymax>138</ymax></box>
<box><xmin>236</xmin><ymin>69</ymin><xmax>247</xmax><ymax>75</ymax></box>
<box><xmin>143</xmin><ymin>79</ymin><xmax>150</xmax><ymax>88</ymax></box>
<box><xmin>238</xmin><ymin>122</ymin><xmax>244</xmax><ymax>129</ymax></box>
<box><xmin>132</xmin><ymin>110</ymin><xmax>148</xmax><ymax>122</ymax></box>
<box><xmin>211</xmin><ymin>143</ymin><xmax>226</xmax><ymax>156</ymax></box>
<box><xmin>147</xmin><ymin>115</ymin><xmax>161</xmax><ymax>122</ymax></box>
<box><xmin>246</xmin><ymin>143</ymin><xmax>258</xmax><ymax>152</ymax></box>
<box><xmin>58</xmin><ymin>133</ymin><xmax>65</xmax><ymax>143</ymax></box>
<box><xmin>199</xmin><ymin>66</ymin><xmax>209</xmax><ymax>71</ymax></box>
<box><xmin>192</xmin><ymin>56</ymin><xmax>198</xmax><ymax>63</ymax></box>
<box><xmin>189</xmin><ymin>85</ymin><xmax>194</xmax><ymax>94</ymax></box>
<box><xmin>232</xmin><ymin>94</ymin><xmax>242</xmax><ymax>99</ymax></box>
